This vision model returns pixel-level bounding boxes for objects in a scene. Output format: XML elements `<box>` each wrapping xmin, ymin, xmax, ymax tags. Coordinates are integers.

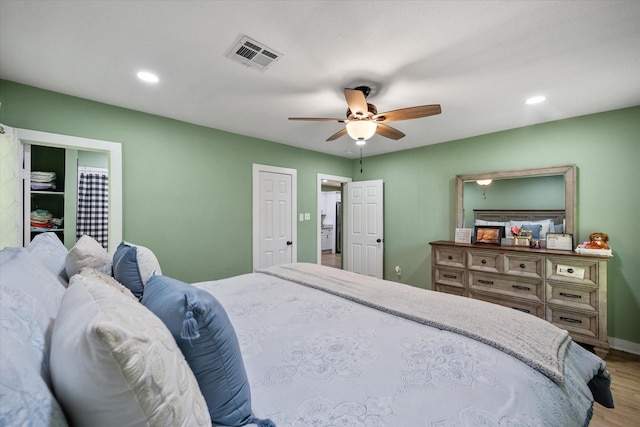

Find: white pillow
<box><xmin>26</xmin><ymin>232</ymin><xmax>69</xmax><ymax>286</ymax></box>
<box><xmin>78</xmin><ymin>267</ymin><xmax>137</xmax><ymax>301</ymax></box>
<box><xmin>0</xmin><ymin>248</ymin><xmax>65</xmax><ymax>342</ymax></box>
<box><xmin>65</xmin><ymin>235</ymin><xmax>112</xmax><ymax>278</ymax></box>
<box><xmin>50</xmin><ymin>274</ymin><xmax>211</xmax><ymax>427</ymax></box>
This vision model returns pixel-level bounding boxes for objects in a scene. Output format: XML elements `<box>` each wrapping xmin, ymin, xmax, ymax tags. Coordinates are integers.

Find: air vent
<box><xmin>225</xmin><ymin>35</ymin><xmax>282</xmax><ymax>72</ymax></box>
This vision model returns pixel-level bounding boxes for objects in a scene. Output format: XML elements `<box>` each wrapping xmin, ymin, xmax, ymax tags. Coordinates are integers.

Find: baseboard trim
<box><xmin>609</xmin><ymin>337</ymin><xmax>640</xmax><ymax>355</ymax></box>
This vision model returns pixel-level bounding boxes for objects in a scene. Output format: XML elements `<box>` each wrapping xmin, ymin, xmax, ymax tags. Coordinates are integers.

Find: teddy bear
<box><xmin>585</xmin><ymin>232</ymin><xmax>610</xmax><ymax>250</ymax></box>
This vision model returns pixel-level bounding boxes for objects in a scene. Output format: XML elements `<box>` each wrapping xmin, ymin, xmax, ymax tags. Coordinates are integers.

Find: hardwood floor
<box><xmin>590</xmin><ymin>349</ymin><xmax>640</xmax><ymax>426</ymax></box>
<box><xmin>321</xmin><ymin>252</ymin><xmax>342</xmax><ymax>269</ymax></box>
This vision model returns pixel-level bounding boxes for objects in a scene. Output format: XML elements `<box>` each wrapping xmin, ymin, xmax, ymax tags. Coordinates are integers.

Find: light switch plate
<box><xmin>304</xmin><ymin>213</ymin><xmax>311</xmax><ymax>220</ymax></box>
<box><xmin>299</xmin><ymin>213</ymin><xmax>304</xmax><ymax>221</ymax></box>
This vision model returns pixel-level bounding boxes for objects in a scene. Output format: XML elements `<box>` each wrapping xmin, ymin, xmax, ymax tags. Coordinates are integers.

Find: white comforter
<box><xmin>195</xmin><ymin>268</ymin><xmax>605</xmax><ymax>427</ymax></box>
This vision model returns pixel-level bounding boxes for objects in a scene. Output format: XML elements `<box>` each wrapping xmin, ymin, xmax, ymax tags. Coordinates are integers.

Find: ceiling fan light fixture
<box><xmin>477</xmin><ymin>179</ymin><xmax>492</xmax><ymax>186</ymax></box>
<box><xmin>346</xmin><ymin>120</ymin><xmax>377</xmax><ymax>141</ymax></box>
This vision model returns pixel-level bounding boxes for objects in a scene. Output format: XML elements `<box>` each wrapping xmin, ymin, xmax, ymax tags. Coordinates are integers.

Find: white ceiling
<box><xmin>1</xmin><ymin>1</ymin><xmax>639</xmax><ymax>159</ymax></box>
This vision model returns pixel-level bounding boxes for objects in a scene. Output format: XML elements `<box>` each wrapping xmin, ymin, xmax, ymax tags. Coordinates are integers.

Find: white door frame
<box><xmin>317</xmin><ymin>173</ymin><xmax>351</xmax><ymax>264</ymax></box>
<box><xmin>252</xmin><ymin>163</ymin><xmax>297</xmax><ymax>271</ymax></box>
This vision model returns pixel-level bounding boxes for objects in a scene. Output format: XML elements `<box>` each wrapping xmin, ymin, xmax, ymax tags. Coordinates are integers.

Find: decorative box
<box><xmin>513</xmin><ymin>229</ymin><xmax>532</xmax><ymax>246</ymax></box>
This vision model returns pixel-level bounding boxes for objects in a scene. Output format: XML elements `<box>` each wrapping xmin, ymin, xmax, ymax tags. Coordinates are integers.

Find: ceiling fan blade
<box><xmin>375</xmin><ymin>123</ymin><xmax>405</xmax><ymax>140</ymax></box>
<box><xmin>289</xmin><ymin>117</ymin><xmax>346</xmax><ymax>122</ymax></box>
<box><xmin>326</xmin><ymin>128</ymin><xmax>348</xmax><ymax>141</ymax></box>
<box><xmin>344</xmin><ymin>88</ymin><xmax>369</xmax><ymax>117</ymax></box>
<box><xmin>374</xmin><ymin>104</ymin><xmax>441</xmax><ymax>122</ymax></box>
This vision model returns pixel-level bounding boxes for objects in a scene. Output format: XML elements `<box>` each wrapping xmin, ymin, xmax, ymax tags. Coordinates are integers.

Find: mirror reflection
<box><xmin>462</xmin><ymin>175</ymin><xmax>565</xmax><ymax>228</ymax></box>
<box><xmin>456</xmin><ymin>165</ymin><xmax>577</xmax><ymax>239</ymax></box>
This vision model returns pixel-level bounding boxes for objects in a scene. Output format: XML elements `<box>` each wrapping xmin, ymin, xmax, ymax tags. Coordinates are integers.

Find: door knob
<box><xmin>286</xmin><ymin>241</ymin><xmax>293</xmax><ymax>246</ymax></box>
<box><xmin>376</xmin><ymin>238</ymin><xmax>382</xmax><ymax>243</ymax></box>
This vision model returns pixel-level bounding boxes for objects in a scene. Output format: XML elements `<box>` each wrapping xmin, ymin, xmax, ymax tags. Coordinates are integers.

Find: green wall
<box><xmin>1</xmin><ymin>80</ymin><xmax>638</xmax><ymax>345</ymax></box>
<box><xmin>354</xmin><ymin>106</ymin><xmax>640</xmax><ymax>345</ymax></box>
<box><xmin>0</xmin><ymin>80</ymin><xmax>352</xmax><ymax>280</ymax></box>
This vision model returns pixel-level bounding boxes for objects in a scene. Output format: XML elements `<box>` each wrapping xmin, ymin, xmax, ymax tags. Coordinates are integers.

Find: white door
<box><xmin>253</xmin><ymin>164</ymin><xmax>297</xmax><ymax>271</ymax></box>
<box><xmin>343</xmin><ymin>179</ymin><xmax>384</xmax><ymax>278</ymax></box>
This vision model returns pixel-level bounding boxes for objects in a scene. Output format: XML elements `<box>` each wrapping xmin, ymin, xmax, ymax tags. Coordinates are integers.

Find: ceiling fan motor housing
<box><xmin>347</xmin><ymin>103</ymin><xmax>378</xmax><ymax>119</ymax></box>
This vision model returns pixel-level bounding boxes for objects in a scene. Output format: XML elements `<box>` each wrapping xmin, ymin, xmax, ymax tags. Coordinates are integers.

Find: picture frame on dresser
<box><xmin>473</xmin><ymin>225</ymin><xmax>504</xmax><ymax>245</ymax></box>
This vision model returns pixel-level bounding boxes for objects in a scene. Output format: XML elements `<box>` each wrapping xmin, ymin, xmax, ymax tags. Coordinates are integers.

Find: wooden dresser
<box><xmin>429</xmin><ymin>240</ymin><xmax>609</xmax><ymax>358</ymax></box>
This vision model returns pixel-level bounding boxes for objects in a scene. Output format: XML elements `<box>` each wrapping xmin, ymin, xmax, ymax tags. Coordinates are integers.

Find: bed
<box><xmin>1</xmin><ymin>234</ymin><xmax>613</xmax><ymax>427</ymax></box>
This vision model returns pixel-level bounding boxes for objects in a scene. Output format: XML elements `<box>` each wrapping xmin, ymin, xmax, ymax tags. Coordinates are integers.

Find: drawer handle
<box><xmin>567</xmin><ymin>268</ymin><xmax>574</xmax><ymax>274</ymax></box>
<box><xmin>481</xmin><ymin>259</ymin><xmax>487</xmax><ymax>264</ymax></box>
<box><xmin>559</xmin><ymin>292</ymin><xmax>582</xmax><ymax>299</ymax></box>
<box><xmin>513</xmin><ymin>307</ymin><xmax>531</xmax><ymax>314</ymax></box>
<box><xmin>560</xmin><ymin>316</ymin><xmax>582</xmax><ymax>324</ymax></box>
<box><xmin>478</xmin><ymin>279</ymin><xmax>494</xmax><ymax>285</ymax></box>
<box><xmin>447</xmin><ymin>255</ymin><xmax>453</xmax><ymax>260</ymax></box>
<box><xmin>519</xmin><ymin>263</ymin><xmax>526</xmax><ymax>269</ymax></box>
<box><xmin>512</xmin><ymin>285</ymin><xmax>531</xmax><ymax>291</ymax></box>
<box><xmin>443</xmin><ymin>274</ymin><xmax>457</xmax><ymax>279</ymax></box>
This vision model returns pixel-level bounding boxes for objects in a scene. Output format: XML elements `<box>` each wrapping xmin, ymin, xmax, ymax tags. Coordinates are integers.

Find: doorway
<box><xmin>317</xmin><ymin>174</ymin><xmax>351</xmax><ymax>269</ymax></box>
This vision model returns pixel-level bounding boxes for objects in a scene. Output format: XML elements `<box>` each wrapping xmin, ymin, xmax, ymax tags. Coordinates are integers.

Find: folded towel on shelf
<box><xmin>31</xmin><ymin>182</ymin><xmax>57</xmax><ymax>191</ymax></box>
<box><xmin>31</xmin><ymin>209</ymin><xmax>53</xmax><ymax>223</ymax></box>
<box><xmin>31</xmin><ymin>171</ymin><xmax>57</xmax><ymax>182</ymax></box>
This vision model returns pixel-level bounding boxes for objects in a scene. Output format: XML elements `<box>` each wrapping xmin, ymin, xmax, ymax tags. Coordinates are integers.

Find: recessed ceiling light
<box><xmin>525</xmin><ymin>95</ymin><xmax>546</xmax><ymax>105</ymax></box>
<box><xmin>137</xmin><ymin>71</ymin><xmax>159</xmax><ymax>84</ymax></box>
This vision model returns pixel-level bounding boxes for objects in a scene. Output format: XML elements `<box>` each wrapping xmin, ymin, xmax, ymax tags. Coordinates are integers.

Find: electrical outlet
<box><xmin>394</xmin><ymin>265</ymin><xmax>402</xmax><ymax>276</ymax></box>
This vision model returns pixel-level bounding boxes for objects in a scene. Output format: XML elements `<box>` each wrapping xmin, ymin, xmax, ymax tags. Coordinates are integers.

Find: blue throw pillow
<box><xmin>112</xmin><ymin>242</ymin><xmax>144</xmax><ymax>299</ymax></box>
<box><xmin>522</xmin><ymin>223</ymin><xmax>543</xmax><ymax>239</ymax></box>
<box><xmin>141</xmin><ymin>275</ymin><xmax>254</xmax><ymax>426</ymax></box>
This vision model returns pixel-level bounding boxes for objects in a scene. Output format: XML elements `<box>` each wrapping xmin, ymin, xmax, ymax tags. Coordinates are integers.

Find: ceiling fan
<box><xmin>289</xmin><ymin>86</ymin><xmax>441</xmax><ymax>143</ymax></box>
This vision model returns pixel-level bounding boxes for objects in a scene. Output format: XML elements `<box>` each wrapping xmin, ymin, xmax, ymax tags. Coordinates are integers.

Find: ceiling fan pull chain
<box><xmin>360</xmin><ymin>148</ymin><xmax>363</xmax><ymax>173</ymax></box>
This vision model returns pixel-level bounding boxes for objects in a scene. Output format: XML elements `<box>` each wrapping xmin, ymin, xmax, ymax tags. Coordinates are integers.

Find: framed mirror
<box><xmin>456</xmin><ymin>165</ymin><xmax>577</xmax><ymax>239</ymax></box>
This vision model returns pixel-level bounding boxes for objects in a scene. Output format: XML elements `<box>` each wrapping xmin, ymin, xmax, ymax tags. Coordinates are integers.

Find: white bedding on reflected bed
<box><xmin>195</xmin><ymin>269</ymin><xmax>604</xmax><ymax>427</ymax></box>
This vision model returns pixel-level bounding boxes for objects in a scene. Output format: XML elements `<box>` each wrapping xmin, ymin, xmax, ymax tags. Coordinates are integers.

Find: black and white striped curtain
<box><xmin>77</xmin><ymin>173</ymin><xmax>109</xmax><ymax>249</ymax></box>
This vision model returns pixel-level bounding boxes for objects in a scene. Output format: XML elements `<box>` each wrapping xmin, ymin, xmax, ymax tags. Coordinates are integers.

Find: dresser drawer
<box><xmin>547</xmin><ymin>307</ymin><xmax>598</xmax><ymax>338</ymax></box>
<box><xmin>471</xmin><ymin>292</ymin><xmax>544</xmax><ymax>318</ymax></box>
<box><xmin>504</xmin><ymin>254</ymin><xmax>543</xmax><ymax>278</ymax></box>
<box><xmin>547</xmin><ymin>282</ymin><xmax>598</xmax><ymax>312</ymax></box>
<box><xmin>434</xmin><ymin>267</ymin><xmax>465</xmax><ymax>288</ymax></box>
<box><xmin>433</xmin><ymin>247</ymin><xmax>465</xmax><ymax>268</ymax></box>
<box><xmin>546</xmin><ymin>257</ymin><xmax>601</xmax><ymax>286</ymax></box>
<box><xmin>467</xmin><ymin>250</ymin><xmax>501</xmax><ymax>273</ymax></box>
<box><xmin>469</xmin><ymin>272</ymin><xmax>543</xmax><ymax>302</ymax></box>
<box><xmin>435</xmin><ymin>284</ymin><xmax>466</xmax><ymax>296</ymax></box>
